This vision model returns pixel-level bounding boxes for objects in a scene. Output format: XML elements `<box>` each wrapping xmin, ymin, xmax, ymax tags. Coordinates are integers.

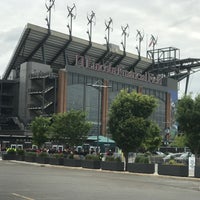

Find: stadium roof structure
<box><xmin>3</xmin><ymin>23</ymin><xmax>152</xmax><ymax>80</ymax></box>
<box><xmin>3</xmin><ymin>23</ymin><xmax>200</xmax><ymax>95</ymax></box>
<box><xmin>146</xmin><ymin>47</ymin><xmax>200</xmax><ymax>82</ymax></box>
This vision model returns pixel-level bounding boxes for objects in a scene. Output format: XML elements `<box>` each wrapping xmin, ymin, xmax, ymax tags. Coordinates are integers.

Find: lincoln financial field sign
<box><xmin>75</xmin><ymin>55</ymin><xmax>163</xmax><ymax>85</ymax></box>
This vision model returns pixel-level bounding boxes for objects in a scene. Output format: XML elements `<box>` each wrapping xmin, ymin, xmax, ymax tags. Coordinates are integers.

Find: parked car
<box><xmin>162</xmin><ymin>153</ymin><xmax>182</xmax><ymax>163</ymax></box>
<box><xmin>153</xmin><ymin>151</ymin><xmax>165</xmax><ymax>156</ymax></box>
<box><xmin>174</xmin><ymin>152</ymin><xmax>193</xmax><ymax>164</ymax></box>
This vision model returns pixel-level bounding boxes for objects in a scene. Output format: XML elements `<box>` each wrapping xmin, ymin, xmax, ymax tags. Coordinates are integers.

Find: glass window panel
<box><xmin>68</xmin><ymin>72</ymin><xmax>73</xmax><ymax>85</ymax></box>
<box><xmin>67</xmin><ymin>84</ymin><xmax>84</xmax><ymax>111</ymax></box>
<box><xmin>78</xmin><ymin>74</ymin><xmax>84</xmax><ymax>84</ymax></box>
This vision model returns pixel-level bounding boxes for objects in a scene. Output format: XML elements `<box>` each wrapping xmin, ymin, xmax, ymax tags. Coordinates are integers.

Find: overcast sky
<box><xmin>1</xmin><ymin>0</ymin><xmax>200</xmax><ymax>98</ymax></box>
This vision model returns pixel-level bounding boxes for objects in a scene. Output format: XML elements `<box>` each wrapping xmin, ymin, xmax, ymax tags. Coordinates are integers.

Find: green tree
<box><xmin>50</xmin><ymin>110</ymin><xmax>92</xmax><ymax>147</ymax></box>
<box><xmin>30</xmin><ymin>116</ymin><xmax>51</xmax><ymax>148</ymax></box>
<box><xmin>140</xmin><ymin>122</ymin><xmax>161</xmax><ymax>152</ymax></box>
<box><xmin>176</xmin><ymin>94</ymin><xmax>200</xmax><ymax>156</ymax></box>
<box><xmin>170</xmin><ymin>134</ymin><xmax>187</xmax><ymax>148</ymax></box>
<box><xmin>108</xmin><ymin>89</ymin><xmax>159</xmax><ymax>169</ymax></box>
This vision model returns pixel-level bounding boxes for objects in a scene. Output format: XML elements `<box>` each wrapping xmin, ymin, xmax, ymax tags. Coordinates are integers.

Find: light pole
<box><xmin>87</xmin><ymin>80</ymin><xmax>111</xmax><ymax>153</ymax></box>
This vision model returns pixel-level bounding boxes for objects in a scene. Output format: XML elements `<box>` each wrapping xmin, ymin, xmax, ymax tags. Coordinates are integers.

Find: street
<box><xmin>0</xmin><ymin>159</ymin><xmax>200</xmax><ymax>200</ymax></box>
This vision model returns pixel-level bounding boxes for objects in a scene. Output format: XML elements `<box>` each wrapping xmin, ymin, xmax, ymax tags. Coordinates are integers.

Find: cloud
<box><xmin>0</xmin><ymin>0</ymin><xmax>200</xmax><ymax>96</ymax></box>
<box><xmin>0</xmin><ymin>27</ymin><xmax>22</xmax><ymax>75</ymax></box>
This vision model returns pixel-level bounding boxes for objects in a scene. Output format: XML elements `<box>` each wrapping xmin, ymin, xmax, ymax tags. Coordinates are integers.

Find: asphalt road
<box><xmin>0</xmin><ymin>159</ymin><xmax>200</xmax><ymax>200</ymax></box>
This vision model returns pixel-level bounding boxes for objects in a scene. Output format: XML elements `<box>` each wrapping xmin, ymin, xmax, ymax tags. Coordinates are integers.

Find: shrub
<box><xmin>115</xmin><ymin>157</ymin><xmax>122</xmax><ymax>162</ymax></box>
<box><xmin>66</xmin><ymin>154</ymin><xmax>82</xmax><ymax>160</ymax></box>
<box><xmin>51</xmin><ymin>153</ymin><xmax>64</xmax><ymax>158</ymax></box>
<box><xmin>6</xmin><ymin>148</ymin><xmax>16</xmax><ymax>155</ymax></box>
<box><xmin>105</xmin><ymin>156</ymin><xmax>122</xmax><ymax>162</ymax></box>
<box><xmin>38</xmin><ymin>152</ymin><xmax>49</xmax><ymax>157</ymax></box>
<box><xmin>85</xmin><ymin>154</ymin><xmax>100</xmax><ymax>161</ymax></box>
<box><xmin>74</xmin><ymin>154</ymin><xmax>83</xmax><ymax>160</ymax></box>
<box><xmin>16</xmin><ymin>149</ymin><xmax>25</xmax><ymax>155</ymax></box>
<box><xmin>135</xmin><ymin>155</ymin><xmax>149</xmax><ymax>164</ymax></box>
<box><xmin>105</xmin><ymin>156</ymin><xmax>115</xmax><ymax>162</ymax></box>
<box><xmin>166</xmin><ymin>159</ymin><xmax>185</xmax><ymax>166</ymax></box>
<box><xmin>25</xmin><ymin>152</ymin><xmax>37</xmax><ymax>157</ymax></box>
<box><xmin>68</xmin><ymin>153</ymin><xmax>74</xmax><ymax>159</ymax></box>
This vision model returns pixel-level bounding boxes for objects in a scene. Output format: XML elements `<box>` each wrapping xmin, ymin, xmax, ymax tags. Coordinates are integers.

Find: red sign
<box><xmin>75</xmin><ymin>55</ymin><xmax>163</xmax><ymax>85</ymax></box>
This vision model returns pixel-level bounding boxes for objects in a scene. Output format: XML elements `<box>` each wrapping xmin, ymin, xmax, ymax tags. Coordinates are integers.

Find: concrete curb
<box><xmin>7</xmin><ymin>160</ymin><xmax>200</xmax><ymax>182</ymax></box>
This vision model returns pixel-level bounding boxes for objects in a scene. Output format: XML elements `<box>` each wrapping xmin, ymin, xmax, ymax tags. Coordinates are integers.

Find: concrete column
<box><xmin>57</xmin><ymin>70</ymin><xmax>67</xmax><ymax>113</ymax></box>
<box><xmin>137</xmin><ymin>86</ymin><xmax>143</xmax><ymax>94</ymax></box>
<box><xmin>165</xmin><ymin>92</ymin><xmax>171</xmax><ymax>128</ymax></box>
<box><xmin>101</xmin><ymin>80</ymin><xmax>109</xmax><ymax>136</ymax></box>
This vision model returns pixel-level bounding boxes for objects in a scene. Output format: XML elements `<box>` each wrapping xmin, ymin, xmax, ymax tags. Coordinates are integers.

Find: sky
<box><xmin>0</xmin><ymin>0</ymin><xmax>200</xmax><ymax>98</ymax></box>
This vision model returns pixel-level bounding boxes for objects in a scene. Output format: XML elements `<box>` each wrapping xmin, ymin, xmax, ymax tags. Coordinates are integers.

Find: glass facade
<box><xmin>108</xmin><ymin>80</ymin><xmax>137</xmax><ymax>106</ymax></box>
<box><xmin>143</xmin><ymin>87</ymin><xmax>166</xmax><ymax>130</ymax></box>
<box><xmin>67</xmin><ymin>72</ymin><xmax>167</xmax><ymax>136</ymax></box>
<box><xmin>67</xmin><ymin>72</ymin><xmax>102</xmax><ymax>135</ymax></box>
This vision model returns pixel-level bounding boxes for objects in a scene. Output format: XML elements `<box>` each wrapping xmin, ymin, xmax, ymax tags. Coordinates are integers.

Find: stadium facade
<box><xmin>0</xmin><ymin>24</ymin><xmax>178</xmax><ymax>148</ymax></box>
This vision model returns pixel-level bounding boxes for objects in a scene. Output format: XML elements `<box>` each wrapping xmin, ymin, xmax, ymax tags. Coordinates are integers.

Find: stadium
<box><xmin>1</xmin><ymin>4</ymin><xmax>200</xmax><ymax>149</ymax></box>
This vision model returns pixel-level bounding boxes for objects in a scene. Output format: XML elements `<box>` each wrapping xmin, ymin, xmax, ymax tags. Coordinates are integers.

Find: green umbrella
<box><xmin>87</xmin><ymin>136</ymin><xmax>115</xmax><ymax>144</ymax></box>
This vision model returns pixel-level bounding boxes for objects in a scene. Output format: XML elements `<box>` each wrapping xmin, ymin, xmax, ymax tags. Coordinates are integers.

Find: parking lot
<box><xmin>0</xmin><ymin>159</ymin><xmax>200</xmax><ymax>200</ymax></box>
